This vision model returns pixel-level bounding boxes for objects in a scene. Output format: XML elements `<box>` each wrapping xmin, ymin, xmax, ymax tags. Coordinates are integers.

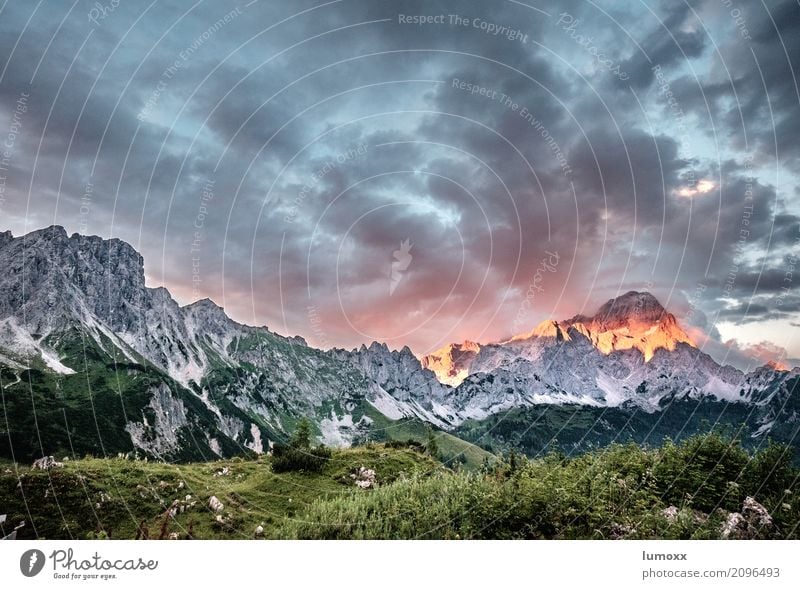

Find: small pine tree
<box><xmin>480</xmin><ymin>455</ymin><xmax>493</xmax><ymax>475</ymax></box>
<box><xmin>426</xmin><ymin>428</ymin><xmax>440</xmax><ymax>460</ymax></box>
<box><xmin>506</xmin><ymin>449</ymin><xmax>519</xmax><ymax>474</ymax></box>
<box><xmin>291</xmin><ymin>418</ymin><xmax>312</xmax><ymax>449</ymax></box>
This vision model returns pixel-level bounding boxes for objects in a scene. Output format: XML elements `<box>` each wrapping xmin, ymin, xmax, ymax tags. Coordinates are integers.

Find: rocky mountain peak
<box><xmin>368</xmin><ymin>341</ymin><xmax>390</xmax><ymax>354</ymax></box>
<box><xmin>562</xmin><ymin>291</ymin><xmax>692</xmax><ymax>361</ymax></box>
<box><xmin>421</xmin><ymin>340</ymin><xmax>483</xmax><ymax>386</ymax></box>
<box><xmin>531</xmin><ymin>319</ymin><xmax>570</xmax><ymax>340</ymax></box>
<box><xmin>0</xmin><ymin>230</ymin><xmax>14</xmax><ymax>249</ymax></box>
<box><xmin>424</xmin><ymin>291</ymin><xmax>697</xmax><ymax>385</ymax></box>
<box><xmin>765</xmin><ymin>359</ymin><xmax>789</xmax><ymax>372</ymax></box>
<box><xmin>589</xmin><ymin>291</ymin><xmax>668</xmax><ymax>327</ymax></box>
<box><xmin>183</xmin><ymin>297</ymin><xmax>231</xmax><ymax>322</ymax></box>
<box><xmin>26</xmin><ymin>224</ymin><xmax>68</xmax><ymax>241</ymax></box>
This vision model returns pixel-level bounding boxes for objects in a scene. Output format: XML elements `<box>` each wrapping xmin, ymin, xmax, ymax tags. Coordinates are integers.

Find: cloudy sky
<box><xmin>0</xmin><ymin>0</ymin><xmax>798</xmax><ymax>368</ymax></box>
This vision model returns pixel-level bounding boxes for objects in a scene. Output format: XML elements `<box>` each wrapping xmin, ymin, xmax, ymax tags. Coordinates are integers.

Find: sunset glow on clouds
<box><xmin>677</xmin><ymin>179</ymin><xmax>716</xmax><ymax>198</ymax></box>
<box><xmin>0</xmin><ymin>0</ymin><xmax>798</xmax><ymax>369</ymax></box>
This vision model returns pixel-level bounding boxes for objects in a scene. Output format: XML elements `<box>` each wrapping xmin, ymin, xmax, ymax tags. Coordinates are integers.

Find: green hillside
<box><xmin>360</xmin><ymin>404</ymin><xmax>494</xmax><ymax>470</ymax></box>
<box><xmin>0</xmin><ymin>445</ymin><xmax>439</xmax><ymax>540</ymax></box>
<box><xmin>2</xmin><ymin>433</ymin><xmax>798</xmax><ymax>540</ymax></box>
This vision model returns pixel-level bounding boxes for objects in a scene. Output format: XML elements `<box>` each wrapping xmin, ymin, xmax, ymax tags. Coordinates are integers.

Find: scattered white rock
<box><xmin>168</xmin><ymin>532</ymin><xmax>179</xmax><ymax>540</ymax></box>
<box><xmin>721</xmin><ymin>497</ymin><xmax>775</xmax><ymax>539</ymax></box>
<box><xmin>32</xmin><ymin>456</ymin><xmax>63</xmax><ymax>470</ymax></box>
<box><xmin>662</xmin><ymin>506</ymin><xmax>679</xmax><ymax>522</ymax></box>
<box><xmin>208</xmin><ymin>496</ymin><xmax>224</xmax><ymax>512</ymax></box>
<box><xmin>742</xmin><ymin>496</ymin><xmax>773</xmax><ymax>526</ymax></box>
<box><xmin>254</xmin><ymin>525</ymin><xmax>264</xmax><ymax>537</ymax></box>
<box><xmin>350</xmin><ymin>466</ymin><xmax>377</xmax><ymax>489</ymax></box>
<box><xmin>721</xmin><ymin>512</ymin><xmax>746</xmax><ymax>539</ymax></box>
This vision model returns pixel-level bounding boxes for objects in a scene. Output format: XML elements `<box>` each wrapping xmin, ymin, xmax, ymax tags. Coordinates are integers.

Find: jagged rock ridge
<box><xmin>0</xmin><ymin>227</ymin><xmax>797</xmax><ymax>462</ymax></box>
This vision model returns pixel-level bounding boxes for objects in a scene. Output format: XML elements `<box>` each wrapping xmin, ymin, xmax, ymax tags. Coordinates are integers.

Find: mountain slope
<box><xmin>0</xmin><ymin>226</ymin><xmax>796</xmax><ymax>463</ymax></box>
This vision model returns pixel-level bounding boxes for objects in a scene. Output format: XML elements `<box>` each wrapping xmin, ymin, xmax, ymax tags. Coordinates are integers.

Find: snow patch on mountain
<box><xmin>0</xmin><ymin>318</ymin><xmax>75</xmax><ymax>374</ymax></box>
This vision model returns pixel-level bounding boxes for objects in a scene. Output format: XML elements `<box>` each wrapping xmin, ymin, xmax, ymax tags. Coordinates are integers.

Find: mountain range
<box><xmin>0</xmin><ymin>226</ymin><xmax>798</xmax><ymax>464</ymax></box>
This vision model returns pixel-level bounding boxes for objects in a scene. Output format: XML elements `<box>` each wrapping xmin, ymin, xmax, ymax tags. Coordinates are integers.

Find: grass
<box><xmin>360</xmin><ymin>404</ymin><xmax>494</xmax><ymax>470</ymax></box>
<box><xmin>3</xmin><ymin>433</ymin><xmax>798</xmax><ymax>540</ymax></box>
<box><xmin>275</xmin><ymin>433</ymin><xmax>800</xmax><ymax>539</ymax></box>
<box><xmin>0</xmin><ymin>444</ymin><xmax>439</xmax><ymax>539</ymax></box>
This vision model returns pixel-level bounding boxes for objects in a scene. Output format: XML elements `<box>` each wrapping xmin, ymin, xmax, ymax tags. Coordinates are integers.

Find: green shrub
<box><xmin>271</xmin><ymin>443</ymin><xmax>332</xmax><ymax>474</ymax></box>
<box><xmin>385</xmin><ymin>439</ymin><xmax>425</xmax><ymax>452</ymax></box>
<box><xmin>273</xmin><ymin>433</ymin><xmax>800</xmax><ymax>540</ymax></box>
<box><xmin>652</xmin><ymin>432</ymin><xmax>749</xmax><ymax>511</ymax></box>
<box><xmin>742</xmin><ymin>441</ymin><xmax>795</xmax><ymax>499</ymax></box>
<box><xmin>291</xmin><ymin>419</ymin><xmax>312</xmax><ymax>449</ymax></box>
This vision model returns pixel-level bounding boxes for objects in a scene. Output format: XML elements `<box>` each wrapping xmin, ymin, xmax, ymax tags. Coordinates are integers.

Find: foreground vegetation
<box><xmin>1</xmin><ymin>433</ymin><xmax>798</xmax><ymax>539</ymax></box>
<box><xmin>276</xmin><ymin>433</ymin><xmax>800</xmax><ymax>539</ymax></box>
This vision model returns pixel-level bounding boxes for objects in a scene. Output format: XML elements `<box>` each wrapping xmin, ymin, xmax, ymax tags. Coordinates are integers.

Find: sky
<box><xmin>0</xmin><ymin>0</ymin><xmax>798</xmax><ymax>369</ymax></box>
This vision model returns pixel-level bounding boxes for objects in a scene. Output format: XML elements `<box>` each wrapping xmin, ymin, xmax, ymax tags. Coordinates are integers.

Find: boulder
<box><xmin>32</xmin><ymin>456</ymin><xmax>63</xmax><ymax>470</ymax></box>
<box><xmin>662</xmin><ymin>506</ymin><xmax>679</xmax><ymax>522</ymax></box>
<box><xmin>721</xmin><ymin>497</ymin><xmax>776</xmax><ymax>539</ymax></box>
<box><xmin>350</xmin><ymin>466</ymin><xmax>377</xmax><ymax>489</ymax></box>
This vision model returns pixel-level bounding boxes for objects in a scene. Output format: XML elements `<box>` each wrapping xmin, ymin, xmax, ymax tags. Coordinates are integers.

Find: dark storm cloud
<box><xmin>716</xmin><ymin>260</ymin><xmax>800</xmax><ymax>295</ymax></box>
<box><xmin>0</xmin><ymin>0</ymin><xmax>797</xmax><ymax>362</ymax></box>
<box><xmin>569</xmin><ymin>127</ymin><xmax>687</xmax><ymax>226</ymax></box>
<box><xmin>717</xmin><ymin>297</ymin><xmax>800</xmax><ymax>324</ymax></box>
<box><xmin>617</xmin><ymin>0</ymin><xmax>707</xmax><ymax>89</ymax></box>
<box><xmin>655</xmin><ymin>0</ymin><xmax>800</xmax><ymax>170</ymax></box>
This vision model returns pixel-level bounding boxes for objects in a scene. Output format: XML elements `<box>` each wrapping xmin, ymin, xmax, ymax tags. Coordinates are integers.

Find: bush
<box><xmin>272</xmin><ymin>433</ymin><xmax>800</xmax><ymax>539</ymax></box>
<box><xmin>385</xmin><ymin>439</ymin><xmax>425</xmax><ymax>452</ymax></box>
<box><xmin>271</xmin><ymin>443</ymin><xmax>331</xmax><ymax>473</ymax></box>
<box><xmin>742</xmin><ymin>441</ymin><xmax>795</xmax><ymax>499</ymax></box>
<box><xmin>652</xmin><ymin>432</ymin><xmax>749</xmax><ymax>511</ymax></box>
